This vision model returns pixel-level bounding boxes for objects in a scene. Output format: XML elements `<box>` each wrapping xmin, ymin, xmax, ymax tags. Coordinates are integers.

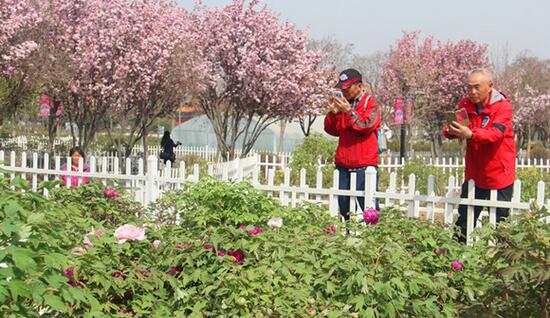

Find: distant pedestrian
<box><xmin>160</xmin><ymin>131</ymin><xmax>181</xmax><ymax>164</ymax></box>
<box><xmin>61</xmin><ymin>147</ymin><xmax>90</xmax><ymax>187</ymax></box>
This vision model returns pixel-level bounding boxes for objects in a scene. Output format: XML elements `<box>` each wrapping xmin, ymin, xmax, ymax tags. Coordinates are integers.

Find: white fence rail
<box><xmin>1</xmin><ymin>150</ymin><xmax>548</xmax><ymax>244</ymax></box>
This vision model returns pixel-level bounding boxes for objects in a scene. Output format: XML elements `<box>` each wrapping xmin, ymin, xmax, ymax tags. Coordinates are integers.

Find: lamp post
<box><xmin>399</xmin><ymin>100</ymin><xmax>407</xmax><ymax>164</ymax></box>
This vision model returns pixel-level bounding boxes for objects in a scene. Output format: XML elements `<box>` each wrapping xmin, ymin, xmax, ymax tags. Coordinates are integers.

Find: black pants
<box><xmin>337</xmin><ymin>166</ymin><xmax>379</xmax><ymax>221</ymax></box>
<box><xmin>455</xmin><ymin>181</ymin><xmax>513</xmax><ymax>242</ymax></box>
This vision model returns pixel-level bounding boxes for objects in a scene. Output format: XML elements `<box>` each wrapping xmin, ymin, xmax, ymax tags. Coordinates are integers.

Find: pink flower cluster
<box><xmin>64</xmin><ymin>267</ymin><xmax>84</xmax><ymax>288</ymax></box>
<box><xmin>203</xmin><ymin>245</ymin><xmax>245</xmax><ymax>265</ymax></box>
<box><xmin>451</xmin><ymin>260</ymin><xmax>463</xmax><ymax>271</ymax></box>
<box><xmin>363</xmin><ymin>208</ymin><xmax>380</xmax><ymax>225</ymax></box>
<box><xmin>103</xmin><ymin>188</ymin><xmax>120</xmax><ymax>198</ymax></box>
<box><xmin>322</xmin><ymin>225</ymin><xmax>337</xmax><ymax>235</ymax></box>
<box><xmin>113</xmin><ymin>224</ymin><xmax>146</xmax><ymax>244</ymax></box>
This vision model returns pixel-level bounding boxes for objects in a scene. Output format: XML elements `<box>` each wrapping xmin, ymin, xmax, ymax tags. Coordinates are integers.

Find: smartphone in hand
<box><xmin>445</xmin><ymin>108</ymin><xmax>470</xmax><ymax>126</ymax></box>
<box><xmin>331</xmin><ymin>90</ymin><xmax>344</xmax><ymax>100</ymax></box>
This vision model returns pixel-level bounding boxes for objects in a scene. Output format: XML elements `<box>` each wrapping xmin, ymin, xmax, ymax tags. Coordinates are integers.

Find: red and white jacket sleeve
<box><xmin>324</xmin><ymin>112</ymin><xmax>345</xmax><ymax>136</ymax></box>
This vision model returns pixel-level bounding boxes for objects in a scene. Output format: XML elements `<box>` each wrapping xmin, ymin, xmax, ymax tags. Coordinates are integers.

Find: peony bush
<box><xmin>0</xmin><ymin>175</ymin><xmax>548</xmax><ymax>317</ymax></box>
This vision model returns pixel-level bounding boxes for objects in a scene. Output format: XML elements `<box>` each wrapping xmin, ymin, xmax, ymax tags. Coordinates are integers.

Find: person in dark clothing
<box><xmin>160</xmin><ymin>131</ymin><xmax>181</xmax><ymax>164</ymax></box>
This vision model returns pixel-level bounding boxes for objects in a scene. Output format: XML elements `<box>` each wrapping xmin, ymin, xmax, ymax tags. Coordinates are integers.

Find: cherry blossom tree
<box><xmin>101</xmin><ymin>1</ymin><xmax>197</xmax><ymax>161</ymax></box>
<box><xmin>499</xmin><ymin>56</ymin><xmax>550</xmax><ymax>157</ymax></box>
<box><xmin>379</xmin><ymin>31</ymin><xmax>489</xmax><ymax>157</ymax></box>
<box><xmin>0</xmin><ymin>0</ymin><xmax>41</xmax><ymax>123</ymax></box>
<box><xmin>188</xmin><ymin>0</ymin><xmax>329</xmax><ymax>159</ymax></box>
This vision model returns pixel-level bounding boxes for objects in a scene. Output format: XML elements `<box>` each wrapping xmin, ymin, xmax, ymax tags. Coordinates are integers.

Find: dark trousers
<box><xmin>455</xmin><ymin>181</ymin><xmax>513</xmax><ymax>242</ymax></box>
<box><xmin>337</xmin><ymin>166</ymin><xmax>379</xmax><ymax>221</ymax></box>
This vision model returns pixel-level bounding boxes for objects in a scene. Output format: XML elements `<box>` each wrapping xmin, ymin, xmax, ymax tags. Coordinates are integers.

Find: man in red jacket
<box><xmin>325</xmin><ymin>68</ymin><xmax>381</xmax><ymax>221</ymax></box>
<box><xmin>444</xmin><ymin>68</ymin><xmax>516</xmax><ymax>242</ymax></box>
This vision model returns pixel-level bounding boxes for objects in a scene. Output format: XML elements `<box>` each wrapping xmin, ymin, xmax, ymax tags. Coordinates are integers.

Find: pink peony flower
<box><xmin>228</xmin><ymin>249</ymin><xmax>244</xmax><ymax>265</ymax></box>
<box><xmin>112</xmin><ymin>271</ymin><xmax>123</xmax><ymax>278</ymax></box>
<box><xmin>363</xmin><ymin>208</ymin><xmax>380</xmax><ymax>225</ymax></box>
<box><xmin>451</xmin><ymin>260</ymin><xmax>463</xmax><ymax>271</ymax></box>
<box><xmin>203</xmin><ymin>245</ymin><xmax>216</xmax><ymax>252</ymax></box>
<box><xmin>167</xmin><ymin>267</ymin><xmax>182</xmax><ymax>276</ymax></box>
<box><xmin>65</xmin><ymin>268</ymin><xmax>74</xmax><ymax>279</ymax></box>
<box><xmin>323</xmin><ymin>225</ymin><xmax>337</xmax><ymax>235</ymax></box>
<box><xmin>113</xmin><ymin>224</ymin><xmax>146</xmax><ymax>243</ymax></box>
<box><xmin>249</xmin><ymin>227</ymin><xmax>263</xmax><ymax>235</ymax></box>
<box><xmin>64</xmin><ymin>268</ymin><xmax>83</xmax><ymax>288</ymax></box>
<box><xmin>267</xmin><ymin>217</ymin><xmax>283</xmax><ymax>228</ymax></box>
<box><xmin>153</xmin><ymin>240</ymin><xmax>161</xmax><ymax>250</ymax></box>
<box><xmin>307</xmin><ymin>307</ymin><xmax>316</xmax><ymax>315</ymax></box>
<box><xmin>83</xmin><ymin>236</ymin><xmax>93</xmax><ymax>247</ymax></box>
<box><xmin>103</xmin><ymin>188</ymin><xmax>120</xmax><ymax>198</ymax></box>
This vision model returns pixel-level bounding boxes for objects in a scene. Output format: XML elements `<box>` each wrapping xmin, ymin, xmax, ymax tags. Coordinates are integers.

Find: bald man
<box><xmin>444</xmin><ymin>68</ymin><xmax>516</xmax><ymax>243</ymax></box>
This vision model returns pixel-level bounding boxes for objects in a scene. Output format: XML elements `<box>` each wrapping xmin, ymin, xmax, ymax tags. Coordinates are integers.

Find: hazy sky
<box><xmin>175</xmin><ymin>0</ymin><xmax>550</xmax><ymax>61</ymax></box>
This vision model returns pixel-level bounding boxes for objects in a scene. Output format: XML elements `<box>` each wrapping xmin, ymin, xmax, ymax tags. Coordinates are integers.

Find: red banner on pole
<box><xmin>394</xmin><ymin>97</ymin><xmax>404</xmax><ymax>125</ymax></box>
<box><xmin>39</xmin><ymin>94</ymin><xmax>50</xmax><ymax>116</ymax></box>
<box><xmin>38</xmin><ymin>94</ymin><xmax>62</xmax><ymax>117</ymax></box>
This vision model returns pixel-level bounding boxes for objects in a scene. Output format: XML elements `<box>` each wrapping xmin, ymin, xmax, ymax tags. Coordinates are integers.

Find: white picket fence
<box><xmin>256</xmin><ymin>153</ymin><xmax>550</xmax><ymax>174</ymax></box>
<box><xmin>0</xmin><ymin>150</ymin><xmax>548</xmax><ymax>244</ymax></box>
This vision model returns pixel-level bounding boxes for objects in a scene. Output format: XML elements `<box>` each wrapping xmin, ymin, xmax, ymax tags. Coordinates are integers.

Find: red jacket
<box><xmin>444</xmin><ymin>89</ymin><xmax>516</xmax><ymax>189</ymax></box>
<box><xmin>324</xmin><ymin>93</ymin><xmax>380</xmax><ymax>168</ymax></box>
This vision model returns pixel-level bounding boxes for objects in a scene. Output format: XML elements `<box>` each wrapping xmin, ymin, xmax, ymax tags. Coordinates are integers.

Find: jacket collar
<box><xmin>465</xmin><ymin>88</ymin><xmax>507</xmax><ymax>115</ymax></box>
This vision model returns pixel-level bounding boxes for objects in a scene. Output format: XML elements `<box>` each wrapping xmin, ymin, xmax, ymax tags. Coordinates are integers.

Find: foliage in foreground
<box><xmin>0</xmin><ymin>176</ymin><xmax>548</xmax><ymax>317</ymax></box>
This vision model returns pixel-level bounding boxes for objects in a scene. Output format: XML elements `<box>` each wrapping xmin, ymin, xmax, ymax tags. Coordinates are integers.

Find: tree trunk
<box><xmin>278</xmin><ymin>119</ymin><xmax>287</xmax><ymax>153</ymax></box>
<box><xmin>527</xmin><ymin>124</ymin><xmax>532</xmax><ymax>159</ymax></box>
<box><xmin>142</xmin><ymin>121</ymin><xmax>149</xmax><ymax>171</ymax></box>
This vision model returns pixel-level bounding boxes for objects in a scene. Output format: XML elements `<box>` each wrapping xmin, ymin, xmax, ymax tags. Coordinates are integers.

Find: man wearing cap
<box><xmin>324</xmin><ymin>68</ymin><xmax>381</xmax><ymax>221</ymax></box>
<box><xmin>444</xmin><ymin>68</ymin><xmax>516</xmax><ymax>243</ymax></box>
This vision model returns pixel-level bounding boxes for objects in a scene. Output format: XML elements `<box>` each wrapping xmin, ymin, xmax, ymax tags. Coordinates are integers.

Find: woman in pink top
<box><xmin>61</xmin><ymin>147</ymin><xmax>90</xmax><ymax>187</ymax></box>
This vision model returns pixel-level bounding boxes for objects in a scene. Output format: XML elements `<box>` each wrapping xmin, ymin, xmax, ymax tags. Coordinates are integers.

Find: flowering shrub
<box><xmin>0</xmin><ymin>174</ymin><xmax>547</xmax><ymax>317</ymax></box>
<box><xmin>50</xmin><ymin>182</ymin><xmax>141</xmax><ymax>226</ymax></box>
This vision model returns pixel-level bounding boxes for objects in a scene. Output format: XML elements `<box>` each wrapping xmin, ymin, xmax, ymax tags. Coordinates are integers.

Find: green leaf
<box><xmin>4</xmin><ymin>203</ymin><xmax>20</xmax><ymax>216</ymax></box>
<box><xmin>365</xmin><ymin>307</ymin><xmax>375</xmax><ymax>318</ymax></box>
<box><xmin>27</xmin><ymin>213</ymin><xmax>45</xmax><ymax>224</ymax></box>
<box><xmin>11</xmin><ymin>248</ymin><xmax>37</xmax><ymax>271</ymax></box>
<box><xmin>8</xmin><ymin>279</ymin><xmax>28</xmax><ymax>302</ymax></box>
<box><xmin>44</xmin><ymin>294</ymin><xmax>66</xmax><ymax>311</ymax></box>
<box><xmin>350</xmin><ymin>295</ymin><xmax>365</xmax><ymax>310</ymax></box>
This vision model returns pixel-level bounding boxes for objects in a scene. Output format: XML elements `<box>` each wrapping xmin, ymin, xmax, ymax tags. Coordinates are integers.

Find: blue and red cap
<box><xmin>335</xmin><ymin>68</ymin><xmax>362</xmax><ymax>90</ymax></box>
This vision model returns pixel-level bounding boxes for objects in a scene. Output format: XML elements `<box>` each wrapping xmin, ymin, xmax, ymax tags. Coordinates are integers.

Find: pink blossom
<box><xmin>83</xmin><ymin>235</ymin><xmax>93</xmax><ymax>247</ymax></box>
<box><xmin>322</xmin><ymin>225</ymin><xmax>337</xmax><ymax>235</ymax></box>
<box><xmin>112</xmin><ymin>271</ymin><xmax>123</xmax><ymax>278</ymax></box>
<box><xmin>167</xmin><ymin>267</ymin><xmax>182</xmax><ymax>276</ymax></box>
<box><xmin>239</xmin><ymin>225</ymin><xmax>248</xmax><ymax>229</ymax></box>
<box><xmin>249</xmin><ymin>227</ymin><xmax>263</xmax><ymax>235</ymax></box>
<box><xmin>113</xmin><ymin>224</ymin><xmax>146</xmax><ymax>243</ymax></box>
<box><xmin>153</xmin><ymin>240</ymin><xmax>161</xmax><ymax>249</ymax></box>
<box><xmin>228</xmin><ymin>249</ymin><xmax>244</xmax><ymax>265</ymax></box>
<box><xmin>451</xmin><ymin>260</ymin><xmax>463</xmax><ymax>271</ymax></box>
<box><xmin>203</xmin><ymin>245</ymin><xmax>216</xmax><ymax>252</ymax></box>
<box><xmin>363</xmin><ymin>208</ymin><xmax>380</xmax><ymax>225</ymax></box>
<box><xmin>103</xmin><ymin>188</ymin><xmax>120</xmax><ymax>198</ymax></box>
<box><xmin>307</xmin><ymin>307</ymin><xmax>316</xmax><ymax>315</ymax></box>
